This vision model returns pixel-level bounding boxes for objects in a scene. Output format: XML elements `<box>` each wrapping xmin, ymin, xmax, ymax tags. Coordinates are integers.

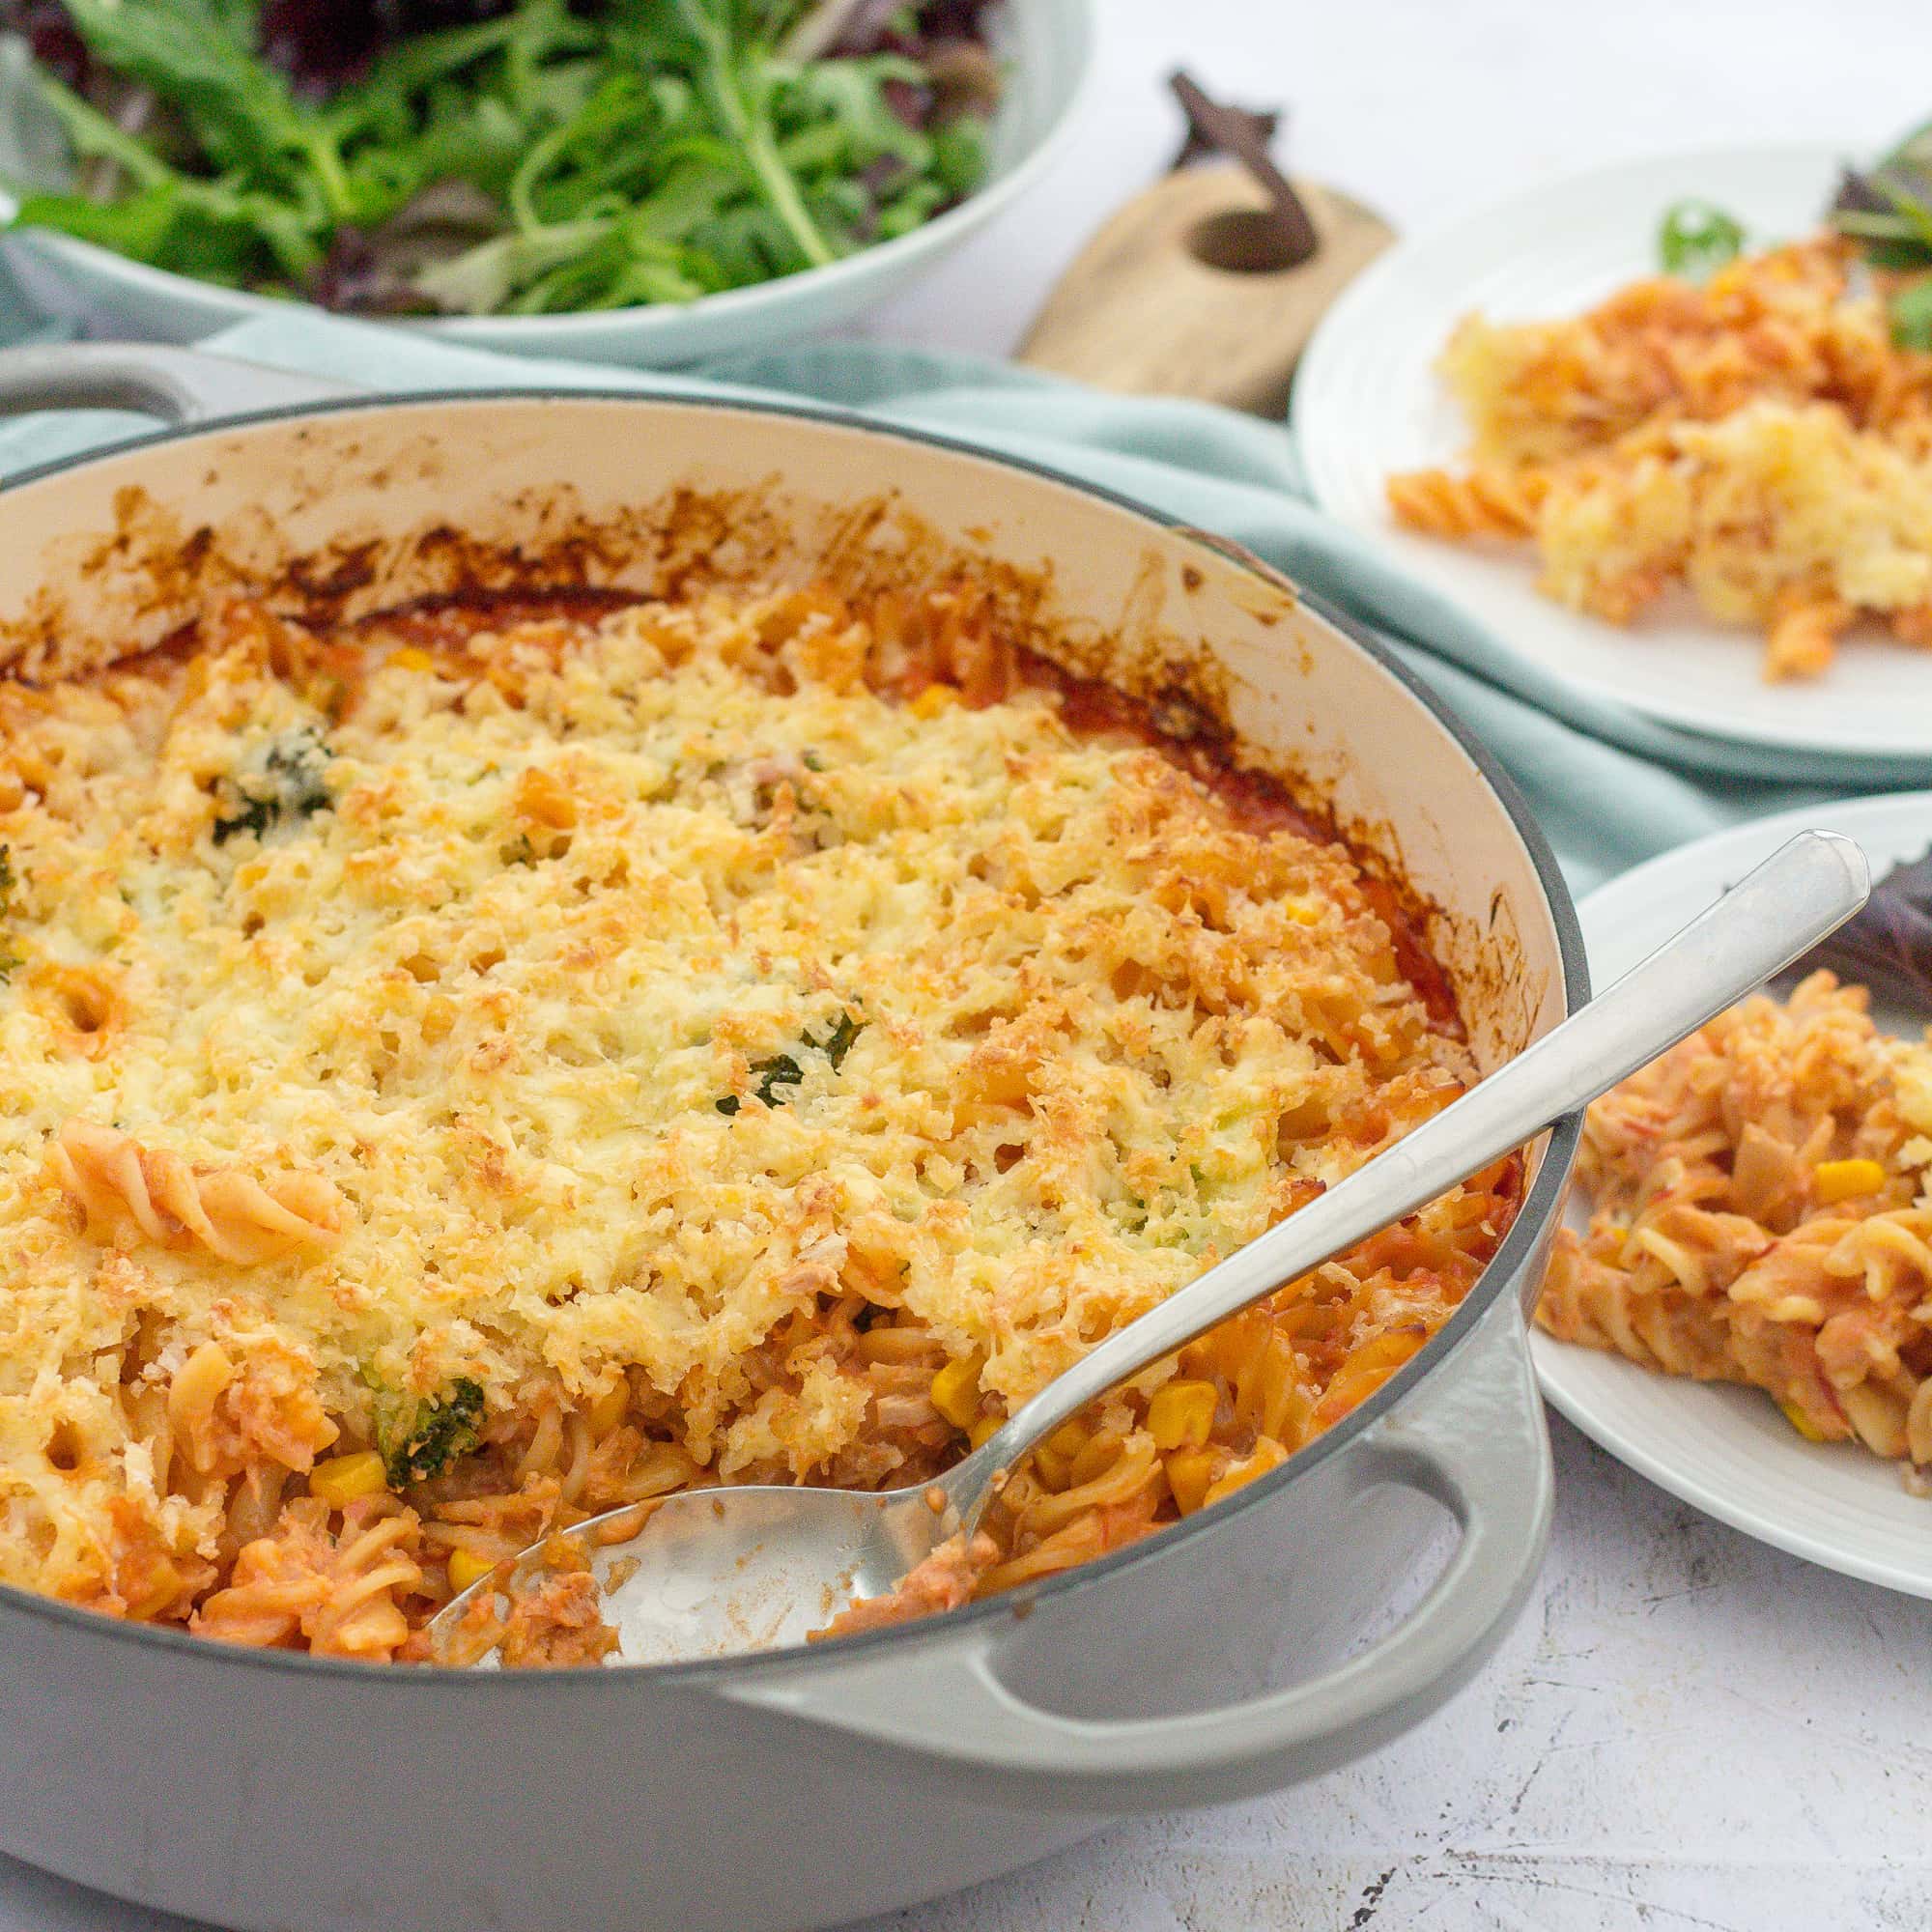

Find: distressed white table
<box><xmin>6</xmin><ymin>4</ymin><xmax>1930</xmax><ymax>1929</ymax></box>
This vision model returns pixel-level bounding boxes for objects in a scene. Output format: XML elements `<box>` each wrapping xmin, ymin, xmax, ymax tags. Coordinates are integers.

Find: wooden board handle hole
<box><xmin>1185</xmin><ymin>208</ymin><xmax>1312</xmax><ymax>276</ymax></box>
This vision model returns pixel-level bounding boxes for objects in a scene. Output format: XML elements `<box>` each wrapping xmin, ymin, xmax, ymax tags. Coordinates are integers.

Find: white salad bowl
<box><xmin>0</xmin><ymin>0</ymin><xmax>1093</xmax><ymax>364</ymax></box>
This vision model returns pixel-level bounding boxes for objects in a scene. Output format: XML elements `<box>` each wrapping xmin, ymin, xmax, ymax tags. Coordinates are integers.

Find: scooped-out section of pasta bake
<box><xmin>1541</xmin><ymin>971</ymin><xmax>1932</xmax><ymax>1470</ymax></box>
<box><xmin>0</xmin><ymin>574</ymin><xmax>1520</xmax><ymax>1662</ymax></box>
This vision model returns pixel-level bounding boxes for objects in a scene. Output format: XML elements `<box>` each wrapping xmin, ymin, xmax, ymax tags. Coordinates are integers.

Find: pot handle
<box><xmin>723</xmin><ymin>1296</ymin><xmax>1550</xmax><ymax>1812</ymax></box>
<box><xmin>0</xmin><ymin>342</ymin><xmax>357</xmax><ymax>423</ymax></box>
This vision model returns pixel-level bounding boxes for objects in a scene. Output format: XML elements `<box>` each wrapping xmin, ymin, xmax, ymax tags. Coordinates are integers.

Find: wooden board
<box><xmin>1015</xmin><ymin>162</ymin><xmax>1394</xmax><ymax>417</ymax></box>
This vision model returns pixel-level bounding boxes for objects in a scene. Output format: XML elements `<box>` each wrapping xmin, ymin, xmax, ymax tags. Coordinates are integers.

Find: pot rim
<box><xmin>0</xmin><ymin>384</ymin><xmax>1589</xmax><ymax>1687</ymax></box>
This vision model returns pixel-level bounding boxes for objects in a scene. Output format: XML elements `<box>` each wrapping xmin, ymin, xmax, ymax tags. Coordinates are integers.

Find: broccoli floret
<box><xmin>716</xmin><ymin>1051</ymin><xmax>805</xmax><ymax>1115</ymax></box>
<box><xmin>715</xmin><ymin>1010</ymin><xmax>866</xmax><ymax>1115</ymax></box>
<box><xmin>213</xmin><ymin>728</ymin><xmax>333</xmax><ymax>846</ymax></box>
<box><xmin>375</xmin><ymin>1378</ymin><xmax>485</xmax><ymax>1487</ymax></box>
<box><xmin>804</xmin><ymin>1009</ymin><xmax>863</xmax><ymax>1070</ymax></box>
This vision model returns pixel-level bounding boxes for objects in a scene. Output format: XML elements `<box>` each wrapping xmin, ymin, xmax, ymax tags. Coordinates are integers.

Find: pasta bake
<box><xmin>1387</xmin><ymin>239</ymin><xmax>1932</xmax><ymax>680</ymax></box>
<box><xmin>0</xmin><ymin>575</ymin><xmax>1518</xmax><ymax>1662</ymax></box>
<box><xmin>1541</xmin><ymin>971</ymin><xmax>1932</xmax><ymax>1467</ymax></box>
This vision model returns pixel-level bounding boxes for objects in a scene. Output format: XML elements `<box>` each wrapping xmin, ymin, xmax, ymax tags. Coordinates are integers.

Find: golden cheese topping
<box><xmin>0</xmin><ymin>585</ymin><xmax>1474</xmax><ymax>1615</ymax></box>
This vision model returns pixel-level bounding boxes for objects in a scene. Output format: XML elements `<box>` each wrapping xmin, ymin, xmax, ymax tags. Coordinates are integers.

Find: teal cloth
<box><xmin>0</xmin><ymin>307</ymin><xmax>1913</xmax><ymax>893</ymax></box>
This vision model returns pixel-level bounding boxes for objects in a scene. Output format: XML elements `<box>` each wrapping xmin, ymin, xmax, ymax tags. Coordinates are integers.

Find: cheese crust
<box><xmin>0</xmin><ymin>581</ymin><xmax>1503</xmax><ymax>1650</ymax></box>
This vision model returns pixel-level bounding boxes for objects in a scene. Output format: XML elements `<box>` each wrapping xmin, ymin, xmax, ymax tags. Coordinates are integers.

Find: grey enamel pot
<box><xmin>0</xmin><ymin>344</ymin><xmax>1586</xmax><ymax>1932</ymax></box>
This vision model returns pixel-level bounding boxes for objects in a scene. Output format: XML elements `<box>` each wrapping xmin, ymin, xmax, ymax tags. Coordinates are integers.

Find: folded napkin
<box><xmin>0</xmin><ymin>305</ymin><xmax>1914</xmax><ymax>893</ymax></box>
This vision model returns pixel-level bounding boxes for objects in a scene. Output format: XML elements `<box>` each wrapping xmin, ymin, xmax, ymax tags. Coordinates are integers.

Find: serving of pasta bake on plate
<box><xmin>0</xmin><ymin>573</ymin><xmax>1521</xmax><ymax>1662</ymax></box>
<box><xmin>1531</xmin><ymin>794</ymin><xmax>1932</xmax><ymax>1598</ymax></box>
<box><xmin>1294</xmin><ymin>142</ymin><xmax>1932</xmax><ymax>757</ymax></box>
<box><xmin>1386</xmin><ymin>237</ymin><xmax>1932</xmax><ymax>684</ymax></box>
<box><xmin>1543</xmin><ymin>971</ymin><xmax>1932</xmax><ymax>1467</ymax></box>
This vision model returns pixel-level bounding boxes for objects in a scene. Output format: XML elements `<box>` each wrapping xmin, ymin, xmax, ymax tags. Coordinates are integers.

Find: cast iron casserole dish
<box><xmin>0</xmin><ymin>343</ymin><xmax>1586</xmax><ymax>1932</ymax></box>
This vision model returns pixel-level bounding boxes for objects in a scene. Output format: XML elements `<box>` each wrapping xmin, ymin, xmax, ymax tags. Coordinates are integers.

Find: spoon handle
<box><xmin>958</xmin><ymin>830</ymin><xmax>1869</xmax><ymax>1504</ymax></box>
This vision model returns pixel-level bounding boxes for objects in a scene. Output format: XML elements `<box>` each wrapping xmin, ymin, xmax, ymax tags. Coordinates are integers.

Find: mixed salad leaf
<box><xmin>1655</xmin><ymin>122</ymin><xmax>1932</xmax><ymax>350</ymax></box>
<box><xmin>0</xmin><ymin>0</ymin><xmax>1002</xmax><ymax>315</ymax></box>
<box><xmin>1782</xmin><ymin>845</ymin><xmax>1932</xmax><ymax>1010</ymax></box>
<box><xmin>1832</xmin><ymin>119</ymin><xmax>1932</xmax><ymax>349</ymax></box>
<box><xmin>1657</xmin><ymin>199</ymin><xmax>1744</xmax><ymax>280</ymax></box>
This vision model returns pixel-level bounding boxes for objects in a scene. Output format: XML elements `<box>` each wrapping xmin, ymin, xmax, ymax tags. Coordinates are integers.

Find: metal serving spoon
<box><xmin>430</xmin><ymin>831</ymin><xmax>1869</xmax><ymax>1666</ymax></box>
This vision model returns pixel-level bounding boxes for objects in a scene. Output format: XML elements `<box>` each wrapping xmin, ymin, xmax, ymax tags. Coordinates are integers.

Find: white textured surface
<box><xmin>8</xmin><ymin>4</ymin><xmax>1932</xmax><ymax>1930</ymax></box>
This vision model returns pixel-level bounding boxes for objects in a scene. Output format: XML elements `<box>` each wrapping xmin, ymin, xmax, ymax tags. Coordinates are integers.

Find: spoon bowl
<box><xmin>434</xmin><ymin>1431</ymin><xmax>1016</xmax><ymax>1664</ymax></box>
<box><xmin>444</xmin><ymin>1486</ymin><xmax>949</xmax><ymax>1665</ymax></box>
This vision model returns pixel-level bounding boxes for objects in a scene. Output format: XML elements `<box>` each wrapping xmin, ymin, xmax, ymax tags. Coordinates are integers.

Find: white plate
<box><xmin>1534</xmin><ymin>792</ymin><xmax>1932</xmax><ymax>1595</ymax></box>
<box><xmin>1293</xmin><ymin>142</ymin><xmax>1932</xmax><ymax>762</ymax></box>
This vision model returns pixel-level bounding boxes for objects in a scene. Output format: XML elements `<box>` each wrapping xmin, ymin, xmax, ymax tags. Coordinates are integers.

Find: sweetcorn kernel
<box><xmin>446</xmin><ymin>1548</ymin><xmax>496</xmax><ymax>1593</ymax></box>
<box><xmin>929</xmin><ymin>1354</ymin><xmax>983</xmax><ymax>1431</ymax></box>
<box><xmin>909</xmin><ymin>684</ymin><xmax>961</xmax><ymax>719</ymax></box>
<box><xmin>1030</xmin><ymin>1418</ymin><xmax>1092</xmax><ymax>1490</ymax></box>
<box><xmin>1778</xmin><ymin>1399</ymin><xmax>1829</xmax><ymax>1442</ymax></box>
<box><xmin>1815</xmin><ymin>1158</ymin><xmax>1887</xmax><ymax>1204</ymax></box>
<box><xmin>308</xmin><ymin>1449</ymin><xmax>387</xmax><ymax>1508</ymax></box>
<box><xmin>968</xmin><ymin>1415</ymin><xmax>1003</xmax><ymax>1451</ymax></box>
<box><xmin>387</xmin><ymin>647</ymin><xmax>437</xmax><ymax>673</ymax></box>
<box><xmin>1164</xmin><ymin>1447</ymin><xmax>1221</xmax><ymax>1516</ymax></box>
<box><xmin>1147</xmin><ymin>1379</ymin><xmax>1217</xmax><ymax>1451</ymax></box>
